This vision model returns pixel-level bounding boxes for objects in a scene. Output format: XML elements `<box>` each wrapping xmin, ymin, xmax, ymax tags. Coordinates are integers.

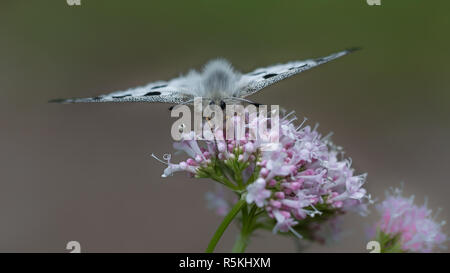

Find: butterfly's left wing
<box><xmin>49</xmin><ymin>80</ymin><xmax>195</xmax><ymax>104</ymax></box>
<box><xmin>237</xmin><ymin>48</ymin><xmax>359</xmax><ymax>98</ymax></box>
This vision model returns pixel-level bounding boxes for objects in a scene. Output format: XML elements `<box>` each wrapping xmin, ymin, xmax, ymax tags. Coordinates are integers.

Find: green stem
<box><xmin>232</xmin><ymin>231</ymin><xmax>249</xmax><ymax>253</ymax></box>
<box><xmin>231</xmin><ymin>204</ymin><xmax>257</xmax><ymax>253</ymax></box>
<box><xmin>205</xmin><ymin>199</ymin><xmax>246</xmax><ymax>253</ymax></box>
<box><xmin>375</xmin><ymin>230</ymin><xmax>404</xmax><ymax>253</ymax></box>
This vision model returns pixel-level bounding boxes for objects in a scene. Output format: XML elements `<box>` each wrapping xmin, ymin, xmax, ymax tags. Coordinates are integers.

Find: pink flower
<box><xmin>273</xmin><ymin>210</ymin><xmax>301</xmax><ymax>238</ymax></box>
<box><xmin>246</xmin><ymin>178</ymin><xmax>271</xmax><ymax>207</ymax></box>
<box><xmin>242</xmin><ymin>113</ymin><xmax>369</xmax><ymax>237</ymax></box>
<box><xmin>375</xmin><ymin>188</ymin><xmax>447</xmax><ymax>252</ymax></box>
<box><xmin>154</xmin><ymin>110</ymin><xmax>370</xmax><ymax>240</ymax></box>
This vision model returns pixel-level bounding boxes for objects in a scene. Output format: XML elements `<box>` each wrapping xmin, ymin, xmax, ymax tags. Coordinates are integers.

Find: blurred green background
<box><xmin>0</xmin><ymin>0</ymin><xmax>449</xmax><ymax>252</ymax></box>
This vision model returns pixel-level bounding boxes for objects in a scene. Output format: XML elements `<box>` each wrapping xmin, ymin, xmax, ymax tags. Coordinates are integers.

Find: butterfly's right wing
<box><xmin>237</xmin><ymin>48</ymin><xmax>359</xmax><ymax>98</ymax></box>
<box><xmin>49</xmin><ymin>80</ymin><xmax>195</xmax><ymax>104</ymax></box>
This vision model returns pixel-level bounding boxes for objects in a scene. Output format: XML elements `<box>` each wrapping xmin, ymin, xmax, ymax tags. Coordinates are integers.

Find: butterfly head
<box><xmin>208</xmin><ymin>99</ymin><xmax>227</xmax><ymax>110</ymax></box>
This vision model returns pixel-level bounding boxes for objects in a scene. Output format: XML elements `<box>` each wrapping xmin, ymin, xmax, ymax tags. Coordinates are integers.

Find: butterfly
<box><xmin>50</xmin><ymin>48</ymin><xmax>359</xmax><ymax>109</ymax></box>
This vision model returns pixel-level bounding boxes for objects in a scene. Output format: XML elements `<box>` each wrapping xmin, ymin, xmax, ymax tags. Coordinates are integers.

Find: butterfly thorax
<box><xmin>199</xmin><ymin>59</ymin><xmax>241</xmax><ymax>101</ymax></box>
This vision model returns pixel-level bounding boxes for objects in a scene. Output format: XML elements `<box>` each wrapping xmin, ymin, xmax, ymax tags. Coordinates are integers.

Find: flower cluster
<box><xmin>244</xmin><ymin>116</ymin><xmax>370</xmax><ymax>237</ymax></box>
<box><xmin>372</xmin><ymin>188</ymin><xmax>447</xmax><ymax>252</ymax></box>
<box><xmin>153</xmin><ymin>111</ymin><xmax>370</xmax><ymax>240</ymax></box>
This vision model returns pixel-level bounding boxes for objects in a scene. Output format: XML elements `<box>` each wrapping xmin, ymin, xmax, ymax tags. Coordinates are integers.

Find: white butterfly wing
<box><xmin>237</xmin><ymin>48</ymin><xmax>359</xmax><ymax>98</ymax></box>
<box><xmin>50</xmin><ymin>80</ymin><xmax>195</xmax><ymax>104</ymax></box>
<box><xmin>51</xmin><ymin>48</ymin><xmax>359</xmax><ymax>104</ymax></box>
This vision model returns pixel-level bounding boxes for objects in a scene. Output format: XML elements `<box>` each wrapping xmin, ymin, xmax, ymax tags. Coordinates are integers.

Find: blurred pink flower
<box><xmin>375</xmin><ymin>188</ymin><xmax>447</xmax><ymax>252</ymax></box>
<box><xmin>205</xmin><ymin>185</ymin><xmax>230</xmax><ymax>216</ymax></box>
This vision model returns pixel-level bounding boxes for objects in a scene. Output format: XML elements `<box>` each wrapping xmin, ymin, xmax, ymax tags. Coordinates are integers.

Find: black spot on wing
<box><xmin>144</xmin><ymin>91</ymin><xmax>161</xmax><ymax>96</ymax></box>
<box><xmin>315</xmin><ymin>57</ymin><xmax>325</xmax><ymax>63</ymax></box>
<box><xmin>263</xmin><ymin>73</ymin><xmax>278</xmax><ymax>79</ymax></box>
<box><xmin>92</xmin><ymin>96</ymin><xmax>103</xmax><ymax>100</ymax></box>
<box><xmin>151</xmin><ymin>84</ymin><xmax>168</xmax><ymax>89</ymax></box>
<box><xmin>112</xmin><ymin>94</ymin><xmax>131</xmax><ymax>99</ymax></box>
<box><xmin>288</xmin><ymin>64</ymin><xmax>308</xmax><ymax>70</ymax></box>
